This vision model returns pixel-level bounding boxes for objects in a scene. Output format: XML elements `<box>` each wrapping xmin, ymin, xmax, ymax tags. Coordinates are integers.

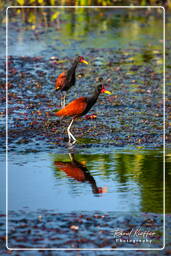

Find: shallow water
<box><xmin>1</xmin><ymin>7</ymin><xmax>170</xmax><ymax>251</ymax></box>
<box><xmin>1</xmin><ymin>7</ymin><xmax>168</xmax><ymax>213</ymax></box>
<box><xmin>6</xmin><ymin>149</ymin><xmax>163</xmax><ymax>213</ymax></box>
<box><xmin>0</xmin><ymin>7</ymin><xmax>168</xmax><ymax>212</ymax></box>
<box><xmin>5</xmin><ymin>8</ymin><xmax>163</xmax><ymax>56</ymax></box>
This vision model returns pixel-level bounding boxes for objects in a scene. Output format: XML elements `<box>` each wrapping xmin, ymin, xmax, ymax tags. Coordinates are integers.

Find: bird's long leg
<box><xmin>67</xmin><ymin>119</ymin><xmax>73</xmax><ymax>143</ymax></box>
<box><xmin>69</xmin><ymin>153</ymin><xmax>74</xmax><ymax>161</ymax></box>
<box><xmin>69</xmin><ymin>153</ymin><xmax>72</xmax><ymax>160</ymax></box>
<box><xmin>63</xmin><ymin>94</ymin><xmax>66</xmax><ymax>108</ymax></box>
<box><xmin>61</xmin><ymin>92</ymin><xmax>66</xmax><ymax>108</ymax></box>
<box><xmin>69</xmin><ymin>132</ymin><xmax>76</xmax><ymax>143</ymax></box>
<box><xmin>60</xmin><ymin>92</ymin><xmax>63</xmax><ymax>108</ymax></box>
<box><xmin>67</xmin><ymin>119</ymin><xmax>76</xmax><ymax>143</ymax></box>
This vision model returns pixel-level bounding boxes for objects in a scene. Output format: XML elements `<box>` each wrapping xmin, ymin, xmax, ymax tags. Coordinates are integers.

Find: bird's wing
<box><xmin>54</xmin><ymin>161</ymin><xmax>85</xmax><ymax>182</ymax></box>
<box><xmin>55</xmin><ymin>72</ymin><xmax>67</xmax><ymax>89</ymax></box>
<box><xmin>56</xmin><ymin>97</ymin><xmax>87</xmax><ymax>116</ymax></box>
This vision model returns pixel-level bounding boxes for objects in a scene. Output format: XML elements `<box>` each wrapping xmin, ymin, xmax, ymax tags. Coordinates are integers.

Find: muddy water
<box><xmin>1</xmin><ymin>7</ymin><xmax>167</xmax><ymax>212</ymax></box>
<box><xmin>1</xmin><ymin>7</ymin><xmax>170</xmax><ymax>250</ymax></box>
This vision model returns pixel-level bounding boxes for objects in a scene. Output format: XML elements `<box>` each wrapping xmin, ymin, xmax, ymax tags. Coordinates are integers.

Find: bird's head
<box><xmin>77</xmin><ymin>56</ymin><xmax>89</xmax><ymax>65</ymax></box>
<box><xmin>97</xmin><ymin>84</ymin><xmax>112</xmax><ymax>95</ymax></box>
<box><xmin>96</xmin><ymin>186</ymin><xmax>108</xmax><ymax>194</ymax></box>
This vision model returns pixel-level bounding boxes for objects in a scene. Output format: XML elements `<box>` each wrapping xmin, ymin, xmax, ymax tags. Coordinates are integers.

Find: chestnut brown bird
<box><xmin>55</xmin><ymin>56</ymin><xmax>88</xmax><ymax>107</ymax></box>
<box><xmin>54</xmin><ymin>153</ymin><xmax>107</xmax><ymax>194</ymax></box>
<box><xmin>55</xmin><ymin>84</ymin><xmax>111</xmax><ymax>143</ymax></box>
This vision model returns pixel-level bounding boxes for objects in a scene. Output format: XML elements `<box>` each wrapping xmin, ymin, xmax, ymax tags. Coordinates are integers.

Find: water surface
<box><xmin>0</xmin><ymin>6</ymin><xmax>169</xmax><ymax>251</ymax></box>
<box><xmin>7</xmin><ymin>149</ymin><xmax>164</xmax><ymax>213</ymax></box>
<box><xmin>0</xmin><ymin>7</ymin><xmax>166</xmax><ymax>214</ymax></box>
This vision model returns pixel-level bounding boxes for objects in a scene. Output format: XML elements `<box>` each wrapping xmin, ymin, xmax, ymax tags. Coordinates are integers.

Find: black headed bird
<box><xmin>55</xmin><ymin>56</ymin><xmax>88</xmax><ymax>107</ymax></box>
<box><xmin>55</xmin><ymin>84</ymin><xmax>111</xmax><ymax>143</ymax></box>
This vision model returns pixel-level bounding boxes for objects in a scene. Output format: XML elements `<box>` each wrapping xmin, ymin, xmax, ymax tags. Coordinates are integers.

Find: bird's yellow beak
<box><xmin>81</xmin><ymin>59</ymin><xmax>89</xmax><ymax>65</ymax></box>
<box><xmin>101</xmin><ymin>88</ymin><xmax>112</xmax><ymax>95</ymax></box>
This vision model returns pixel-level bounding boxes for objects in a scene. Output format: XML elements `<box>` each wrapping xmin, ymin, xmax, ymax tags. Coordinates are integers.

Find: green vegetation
<box><xmin>52</xmin><ymin>151</ymin><xmax>170</xmax><ymax>213</ymax></box>
<box><xmin>0</xmin><ymin>0</ymin><xmax>169</xmax><ymax>25</ymax></box>
<box><xmin>1</xmin><ymin>0</ymin><xmax>171</xmax><ymax>7</ymax></box>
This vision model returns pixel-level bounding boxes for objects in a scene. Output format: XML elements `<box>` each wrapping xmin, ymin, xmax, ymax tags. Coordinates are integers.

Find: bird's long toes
<box><xmin>67</xmin><ymin>141</ymin><xmax>74</xmax><ymax>148</ymax></box>
<box><xmin>72</xmin><ymin>140</ymin><xmax>77</xmax><ymax>145</ymax></box>
<box><xmin>70</xmin><ymin>133</ymin><xmax>76</xmax><ymax>143</ymax></box>
<box><xmin>67</xmin><ymin>132</ymin><xmax>77</xmax><ymax>144</ymax></box>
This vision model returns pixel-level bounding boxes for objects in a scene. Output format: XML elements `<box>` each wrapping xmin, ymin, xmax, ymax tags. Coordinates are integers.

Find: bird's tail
<box><xmin>55</xmin><ymin>109</ymin><xmax>63</xmax><ymax>116</ymax></box>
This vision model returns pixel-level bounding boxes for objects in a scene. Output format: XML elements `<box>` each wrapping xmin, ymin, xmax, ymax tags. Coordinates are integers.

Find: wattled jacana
<box><xmin>55</xmin><ymin>56</ymin><xmax>88</xmax><ymax>107</ymax></box>
<box><xmin>54</xmin><ymin>153</ymin><xmax>107</xmax><ymax>194</ymax></box>
<box><xmin>55</xmin><ymin>84</ymin><xmax>111</xmax><ymax>143</ymax></box>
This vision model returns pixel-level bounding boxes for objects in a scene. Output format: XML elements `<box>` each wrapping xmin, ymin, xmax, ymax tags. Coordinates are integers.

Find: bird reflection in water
<box><xmin>54</xmin><ymin>154</ymin><xmax>107</xmax><ymax>195</ymax></box>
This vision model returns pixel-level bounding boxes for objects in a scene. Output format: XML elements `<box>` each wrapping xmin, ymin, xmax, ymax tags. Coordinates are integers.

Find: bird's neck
<box><xmin>69</xmin><ymin>60</ymin><xmax>79</xmax><ymax>74</ymax></box>
<box><xmin>88</xmin><ymin>89</ymin><xmax>101</xmax><ymax>106</ymax></box>
<box><xmin>86</xmin><ymin>174</ymin><xmax>99</xmax><ymax>194</ymax></box>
